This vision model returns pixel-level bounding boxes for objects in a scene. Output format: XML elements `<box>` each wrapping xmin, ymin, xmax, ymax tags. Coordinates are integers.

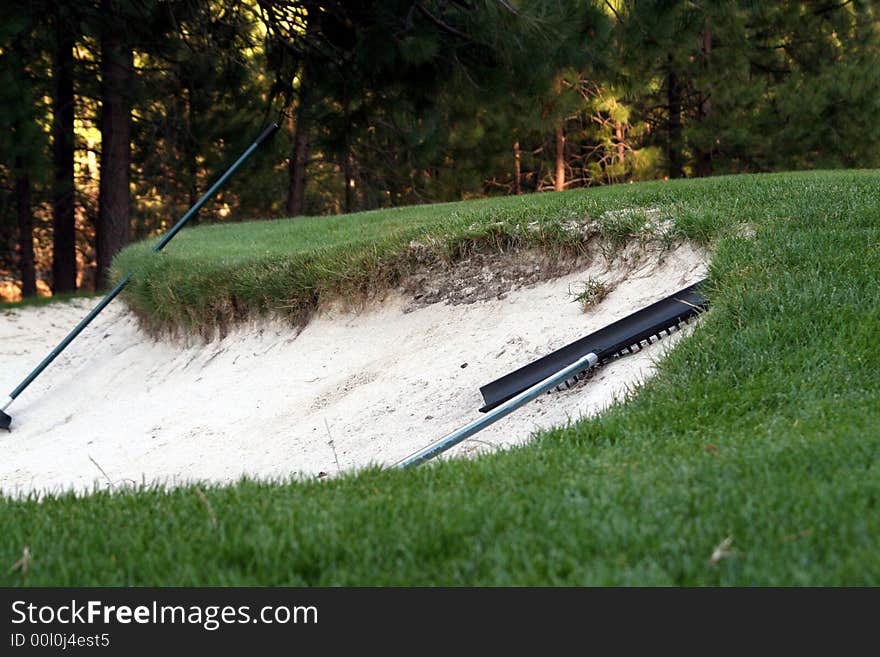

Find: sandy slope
<box><xmin>0</xmin><ymin>243</ymin><xmax>706</xmax><ymax>495</ymax></box>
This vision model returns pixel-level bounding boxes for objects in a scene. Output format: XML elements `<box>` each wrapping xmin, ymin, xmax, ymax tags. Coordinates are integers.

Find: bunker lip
<box><xmin>0</xmin><ymin>241</ymin><xmax>707</xmax><ymax>497</ymax></box>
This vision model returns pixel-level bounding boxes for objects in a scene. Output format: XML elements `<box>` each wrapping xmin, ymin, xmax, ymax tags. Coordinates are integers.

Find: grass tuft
<box><xmin>569</xmin><ymin>277</ymin><xmax>610</xmax><ymax>311</ymax></box>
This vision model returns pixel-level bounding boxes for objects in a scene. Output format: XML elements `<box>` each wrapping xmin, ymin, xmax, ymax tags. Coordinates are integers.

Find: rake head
<box><xmin>478</xmin><ymin>281</ymin><xmax>709</xmax><ymax>412</ymax></box>
<box><xmin>0</xmin><ymin>409</ymin><xmax>11</xmax><ymax>431</ymax></box>
<box><xmin>553</xmin><ymin>313</ymin><xmax>697</xmax><ymax>391</ymax></box>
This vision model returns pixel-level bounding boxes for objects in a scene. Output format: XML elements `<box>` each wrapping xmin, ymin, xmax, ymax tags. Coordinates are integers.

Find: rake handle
<box><xmin>394</xmin><ymin>352</ymin><xmax>600</xmax><ymax>468</ymax></box>
<box><xmin>152</xmin><ymin>123</ymin><xmax>279</xmax><ymax>254</ymax></box>
<box><xmin>2</xmin><ymin>123</ymin><xmax>279</xmax><ymax>414</ymax></box>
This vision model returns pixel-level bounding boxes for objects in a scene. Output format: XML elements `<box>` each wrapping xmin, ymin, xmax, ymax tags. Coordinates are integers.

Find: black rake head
<box><xmin>0</xmin><ymin>409</ymin><xmax>11</xmax><ymax>431</ymax></box>
<box><xmin>478</xmin><ymin>280</ymin><xmax>709</xmax><ymax>412</ymax></box>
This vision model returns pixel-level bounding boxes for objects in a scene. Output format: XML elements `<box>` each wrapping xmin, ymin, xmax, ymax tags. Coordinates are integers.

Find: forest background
<box><xmin>1</xmin><ymin>0</ymin><xmax>877</xmax><ymax>299</ymax></box>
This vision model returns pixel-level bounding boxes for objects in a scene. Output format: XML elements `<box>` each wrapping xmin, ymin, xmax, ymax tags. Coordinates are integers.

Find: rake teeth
<box><xmin>549</xmin><ymin>310</ymin><xmax>693</xmax><ymax>392</ymax></box>
<box><xmin>553</xmin><ymin>367</ymin><xmax>593</xmax><ymax>392</ymax></box>
<box><xmin>0</xmin><ymin>410</ymin><xmax>11</xmax><ymax>431</ymax></box>
<box><xmin>552</xmin><ymin>322</ymin><xmax>681</xmax><ymax>394</ymax></box>
<box><xmin>605</xmin><ymin>324</ymin><xmax>676</xmax><ymax>362</ymax></box>
<box><xmin>552</xmin><ymin>324</ymin><xmax>676</xmax><ymax>393</ymax></box>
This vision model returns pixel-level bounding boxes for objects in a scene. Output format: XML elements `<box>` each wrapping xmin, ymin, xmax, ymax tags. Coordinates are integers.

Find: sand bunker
<box><xmin>0</xmin><ymin>242</ymin><xmax>706</xmax><ymax>495</ymax></box>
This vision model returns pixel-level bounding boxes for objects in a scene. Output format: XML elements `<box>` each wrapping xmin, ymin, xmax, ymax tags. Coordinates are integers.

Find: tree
<box><xmin>14</xmin><ymin>157</ymin><xmax>36</xmax><ymax>297</ymax></box>
<box><xmin>4</xmin><ymin>0</ymin><xmax>880</xmax><ymax>301</ymax></box>
<box><xmin>258</xmin><ymin>1</ymin><xmax>598</xmax><ymax>209</ymax></box>
<box><xmin>51</xmin><ymin>3</ymin><xmax>78</xmax><ymax>293</ymax></box>
<box><xmin>554</xmin><ymin>123</ymin><xmax>566</xmax><ymax>191</ymax></box>
<box><xmin>0</xmin><ymin>7</ymin><xmax>45</xmax><ymax>297</ymax></box>
<box><xmin>129</xmin><ymin>0</ymin><xmax>273</xmax><ymax>233</ymax></box>
<box><xmin>749</xmin><ymin>0</ymin><xmax>880</xmax><ymax>170</ymax></box>
<box><xmin>261</xmin><ymin>1</ymin><xmax>317</xmax><ymax>216</ymax></box>
<box><xmin>95</xmin><ymin>0</ymin><xmax>133</xmax><ymax>289</ymax></box>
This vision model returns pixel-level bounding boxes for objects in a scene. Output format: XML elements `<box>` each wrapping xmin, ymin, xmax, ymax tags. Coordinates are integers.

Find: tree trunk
<box><xmin>15</xmin><ymin>162</ymin><xmax>37</xmax><ymax>298</ymax></box>
<box><xmin>343</xmin><ymin>150</ymin><xmax>356</xmax><ymax>214</ymax></box>
<box><xmin>666</xmin><ymin>58</ymin><xmax>683</xmax><ymax>179</ymax></box>
<box><xmin>554</xmin><ymin>122</ymin><xmax>565</xmax><ymax>191</ymax></box>
<box><xmin>287</xmin><ymin>110</ymin><xmax>309</xmax><ymax>216</ymax></box>
<box><xmin>51</xmin><ymin>11</ymin><xmax>77</xmax><ymax>293</ymax></box>
<box><xmin>533</xmin><ymin>156</ymin><xmax>542</xmax><ymax>193</ymax></box>
<box><xmin>286</xmin><ymin>7</ymin><xmax>318</xmax><ymax>218</ymax></box>
<box><xmin>186</xmin><ymin>84</ymin><xmax>200</xmax><ymax>213</ymax></box>
<box><xmin>96</xmin><ymin>0</ymin><xmax>133</xmax><ymax>290</ymax></box>
<box><xmin>513</xmin><ymin>140</ymin><xmax>522</xmax><ymax>195</ymax></box>
<box><xmin>615</xmin><ymin>121</ymin><xmax>626</xmax><ymax>165</ymax></box>
<box><xmin>695</xmin><ymin>27</ymin><xmax>713</xmax><ymax>178</ymax></box>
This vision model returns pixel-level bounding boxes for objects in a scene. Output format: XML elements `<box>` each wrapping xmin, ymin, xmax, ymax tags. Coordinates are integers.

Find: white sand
<box><xmin>0</xmin><ymin>242</ymin><xmax>706</xmax><ymax>495</ymax></box>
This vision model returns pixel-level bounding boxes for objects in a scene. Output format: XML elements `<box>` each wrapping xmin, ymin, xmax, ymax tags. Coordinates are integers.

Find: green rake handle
<box><xmin>1</xmin><ymin>123</ymin><xmax>279</xmax><ymax>424</ymax></box>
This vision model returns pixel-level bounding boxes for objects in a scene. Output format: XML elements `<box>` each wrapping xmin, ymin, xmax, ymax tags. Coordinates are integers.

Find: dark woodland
<box><xmin>1</xmin><ymin>0</ymin><xmax>878</xmax><ymax>299</ymax></box>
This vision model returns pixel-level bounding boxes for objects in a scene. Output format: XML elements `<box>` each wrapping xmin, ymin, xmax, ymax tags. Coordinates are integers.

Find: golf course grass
<box><xmin>110</xmin><ymin>178</ymin><xmax>702</xmax><ymax>334</ymax></box>
<box><xmin>2</xmin><ymin>170</ymin><xmax>878</xmax><ymax>585</ymax></box>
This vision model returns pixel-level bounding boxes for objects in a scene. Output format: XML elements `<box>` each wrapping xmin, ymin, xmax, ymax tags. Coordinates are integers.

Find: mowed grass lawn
<box><xmin>2</xmin><ymin>170</ymin><xmax>879</xmax><ymax>585</ymax></box>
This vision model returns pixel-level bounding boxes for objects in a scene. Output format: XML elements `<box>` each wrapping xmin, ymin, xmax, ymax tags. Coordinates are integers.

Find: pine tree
<box><xmin>51</xmin><ymin>3</ymin><xmax>78</xmax><ymax>292</ymax></box>
<box><xmin>0</xmin><ymin>6</ymin><xmax>45</xmax><ymax>296</ymax></box>
<box><xmin>95</xmin><ymin>0</ymin><xmax>133</xmax><ymax>289</ymax></box>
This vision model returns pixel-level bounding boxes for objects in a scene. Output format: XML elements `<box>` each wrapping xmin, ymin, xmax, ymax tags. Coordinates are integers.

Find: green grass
<box><xmin>3</xmin><ymin>170</ymin><xmax>879</xmax><ymax>585</ymax></box>
<box><xmin>110</xmin><ymin>181</ymin><xmax>713</xmax><ymax>333</ymax></box>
